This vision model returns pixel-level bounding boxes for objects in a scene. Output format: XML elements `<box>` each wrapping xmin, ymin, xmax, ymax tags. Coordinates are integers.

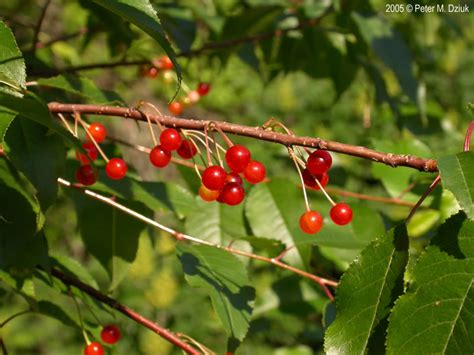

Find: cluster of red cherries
<box><xmin>84</xmin><ymin>324</ymin><xmax>121</xmax><ymax>355</ymax></box>
<box><xmin>298</xmin><ymin>150</ymin><xmax>353</xmax><ymax>234</ymax></box>
<box><xmin>148</xmin><ymin>128</ymin><xmax>266</xmax><ymax>206</ymax></box>
<box><xmin>75</xmin><ymin>123</ymin><xmax>128</xmax><ymax>186</ymax></box>
<box><xmin>140</xmin><ymin>55</ymin><xmax>211</xmax><ymax>116</ymax></box>
<box><xmin>199</xmin><ymin>145</ymin><xmax>266</xmax><ymax>206</ymax></box>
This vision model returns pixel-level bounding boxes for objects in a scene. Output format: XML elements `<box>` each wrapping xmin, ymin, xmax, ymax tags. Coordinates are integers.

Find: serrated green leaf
<box><xmin>0</xmin><ymin>20</ymin><xmax>26</xmax><ymax>96</ymax></box>
<box><xmin>37</xmin><ymin>75</ymin><xmax>124</xmax><ymax>104</ymax></box>
<box><xmin>386</xmin><ymin>249</ymin><xmax>474</xmax><ymax>354</ymax></box>
<box><xmin>91</xmin><ymin>0</ymin><xmax>181</xmax><ymax>96</ymax></box>
<box><xmin>177</xmin><ymin>244</ymin><xmax>255</xmax><ymax>341</ymax></box>
<box><xmin>50</xmin><ymin>255</ymin><xmax>98</xmax><ymax>289</ymax></box>
<box><xmin>72</xmin><ymin>192</ymin><xmax>151</xmax><ymax>290</ymax></box>
<box><xmin>5</xmin><ymin>117</ymin><xmax>66</xmax><ymax>210</ymax></box>
<box><xmin>438</xmin><ymin>152</ymin><xmax>474</xmax><ymax>220</ymax></box>
<box><xmin>0</xmin><ymin>107</ymin><xmax>15</xmax><ymax>142</ymax></box>
<box><xmin>245</xmin><ymin>179</ymin><xmax>312</xmax><ymax>267</ymax></box>
<box><xmin>431</xmin><ymin>212</ymin><xmax>474</xmax><ymax>260</ymax></box>
<box><xmin>324</xmin><ymin>225</ymin><xmax>409</xmax><ymax>354</ymax></box>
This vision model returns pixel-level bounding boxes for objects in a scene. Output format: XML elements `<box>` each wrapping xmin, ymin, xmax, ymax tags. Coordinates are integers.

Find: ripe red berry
<box><xmin>177</xmin><ymin>139</ymin><xmax>197</xmax><ymax>159</ymax></box>
<box><xmin>197</xmin><ymin>82</ymin><xmax>211</xmax><ymax>96</ymax></box>
<box><xmin>225</xmin><ymin>145</ymin><xmax>251</xmax><ymax>173</ymax></box>
<box><xmin>221</xmin><ymin>183</ymin><xmax>245</xmax><ymax>206</ymax></box>
<box><xmin>84</xmin><ymin>342</ymin><xmax>104</xmax><ymax>355</ymax></box>
<box><xmin>168</xmin><ymin>102</ymin><xmax>183</xmax><ymax>116</ymax></box>
<box><xmin>226</xmin><ymin>172</ymin><xmax>243</xmax><ymax>186</ymax></box>
<box><xmin>243</xmin><ymin>161</ymin><xmax>266</xmax><ymax>184</ymax></box>
<box><xmin>149</xmin><ymin>145</ymin><xmax>171</xmax><ymax>167</ymax></box>
<box><xmin>330</xmin><ymin>203</ymin><xmax>353</xmax><ymax>225</ymax></box>
<box><xmin>160</xmin><ymin>128</ymin><xmax>182</xmax><ymax>151</ymax></box>
<box><xmin>156</xmin><ymin>55</ymin><xmax>173</xmax><ymax>70</ymax></box>
<box><xmin>307</xmin><ymin>150</ymin><xmax>332</xmax><ymax>175</ymax></box>
<box><xmin>145</xmin><ymin>66</ymin><xmax>159</xmax><ymax>78</ymax></box>
<box><xmin>76</xmin><ymin>142</ymin><xmax>98</xmax><ymax>164</ymax></box>
<box><xmin>87</xmin><ymin>123</ymin><xmax>107</xmax><ymax>143</ymax></box>
<box><xmin>75</xmin><ymin>165</ymin><xmax>97</xmax><ymax>186</ymax></box>
<box><xmin>101</xmin><ymin>324</ymin><xmax>121</xmax><ymax>345</ymax></box>
<box><xmin>202</xmin><ymin>166</ymin><xmax>227</xmax><ymax>191</ymax></box>
<box><xmin>299</xmin><ymin>210</ymin><xmax>323</xmax><ymax>234</ymax></box>
<box><xmin>105</xmin><ymin>158</ymin><xmax>128</xmax><ymax>180</ymax></box>
<box><xmin>302</xmin><ymin>168</ymin><xmax>329</xmax><ymax>190</ymax></box>
<box><xmin>198</xmin><ymin>185</ymin><xmax>220</xmax><ymax>202</ymax></box>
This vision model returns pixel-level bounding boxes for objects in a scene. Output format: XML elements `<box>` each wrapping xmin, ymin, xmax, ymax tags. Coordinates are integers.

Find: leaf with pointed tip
<box><xmin>177</xmin><ymin>244</ymin><xmax>255</xmax><ymax>341</ymax></box>
<box><xmin>91</xmin><ymin>0</ymin><xmax>181</xmax><ymax>95</ymax></box>
<box><xmin>438</xmin><ymin>152</ymin><xmax>474</xmax><ymax>220</ymax></box>
<box><xmin>324</xmin><ymin>225</ymin><xmax>409</xmax><ymax>354</ymax></box>
<box><xmin>0</xmin><ymin>107</ymin><xmax>15</xmax><ymax>142</ymax></box>
<box><xmin>0</xmin><ymin>20</ymin><xmax>25</xmax><ymax>96</ymax></box>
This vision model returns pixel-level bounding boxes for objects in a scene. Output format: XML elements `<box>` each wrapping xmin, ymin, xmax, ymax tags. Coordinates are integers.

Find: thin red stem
<box><xmin>464</xmin><ymin>120</ymin><xmax>474</xmax><ymax>151</ymax></box>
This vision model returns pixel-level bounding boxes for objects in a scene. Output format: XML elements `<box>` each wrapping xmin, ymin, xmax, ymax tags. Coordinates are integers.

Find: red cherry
<box><xmin>87</xmin><ymin>123</ymin><xmax>107</xmax><ymax>143</ymax></box>
<box><xmin>160</xmin><ymin>128</ymin><xmax>182</xmax><ymax>151</ymax></box>
<box><xmin>299</xmin><ymin>210</ymin><xmax>323</xmax><ymax>234</ymax></box>
<box><xmin>75</xmin><ymin>165</ymin><xmax>97</xmax><ymax>186</ymax></box>
<box><xmin>330</xmin><ymin>203</ymin><xmax>353</xmax><ymax>225</ymax></box>
<box><xmin>307</xmin><ymin>150</ymin><xmax>332</xmax><ymax>175</ymax></box>
<box><xmin>221</xmin><ymin>183</ymin><xmax>245</xmax><ymax>206</ymax></box>
<box><xmin>156</xmin><ymin>55</ymin><xmax>173</xmax><ymax>70</ymax></box>
<box><xmin>225</xmin><ymin>145</ymin><xmax>251</xmax><ymax>173</ymax></box>
<box><xmin>146</xmin><ymin>66</ymin><xmax>159</xmax><ymax>78</ymax></box>
<box><xmin>84</xmin><ymin>342</ymin><xmax>104</xmax><ymax>355</ymax></box>
<box><xmin>168</xmin><ymin>102</ymin><xmax>183</xmax><ymax>116</ymax></box>
<box><xmin>105</xmin><ymin>158</ymin><xmax>128</xmax><ymax>180</ymax></box>
<box><xmin>226</xmin><ymin>172</ymin><xmax>243</xmax><ymax>186</ymax></box>
<box><xmin>202</xmin><ymin>166</ymin><xmax>227</xmax><ymax>191</ymax></box>
<box><xmin>198</xmin><ymin>185</ymin><xmax>220</xmax><ymax>202</ymax></box>
<box><xmin>197</xmin><ymin>82</ymin><xmax>211</xmax><ymax>96</ymax></box>
<box><xmin>149</xmin><ymin>145</ymin><xmax>171</xmax><ymax>167</ymax></box>
<box><xmin>101</xmin><ymin>324</ymin><xmax>121</xmax><ymax>344</ymax></box>
<box><xmin>76</xmin><ymin>142</ymin><xmax>98</xmax><ymax>164</ymax></box>
<box><xmin>177</xmin><ymin>140</ymin><xmax>197</xmax><ymax>159</ymax></box>
<box><xmin>302</xmin><ymin>169</ymin><xmax>329</xmax><ymax>190</ymax></box>
<box><xmin>243</xmin><ymin>161</ymin><xmax>266</xmax><ymax>184</ymax></box>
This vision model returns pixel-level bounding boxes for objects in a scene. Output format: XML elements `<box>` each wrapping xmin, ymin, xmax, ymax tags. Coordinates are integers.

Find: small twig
<box><xmin>50</xmin><ymin>268</ymin><xmax>202</xmax><ymax>355</ymax></box>
<box><xmin>0</xmin><ymin>310</ymin><xmax>31</xmax><ymax>328</ymax></box>
<box><xmin>30</xmin><ymin>0</ymin><xmax>51</xmax><ymax>55</ymax></box>
<box><xmin>36</xmin><ymin>28</ymin><xmax>88</xmax><ymax>49</ymax></box>
<box><xmin>57</xmin><ymin>178</ymin><xmax>338</xmax><ymax>292</ymax></box>
<box><xmin>47</xmin><ymin>103</ymin><xmax>439</xmax><ymax>172</ymax></box>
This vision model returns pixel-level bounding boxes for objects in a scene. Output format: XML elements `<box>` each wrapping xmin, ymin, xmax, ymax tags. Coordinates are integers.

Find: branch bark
<box><xmin>48</xmin><ymin>102</ymin><xmax>439</xmax><ymax>172</ymax></box>
<box><xmin>49</xmin><ymin>268</ymin><xmax>202</xmax><ymax>355</ymax></box>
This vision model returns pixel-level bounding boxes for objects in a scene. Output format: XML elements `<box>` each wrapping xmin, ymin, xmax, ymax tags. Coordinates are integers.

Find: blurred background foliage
<box><xmin>0</xmin><ymin>0</ymin><xmax>473</xmax><ymax>354</ymax></box>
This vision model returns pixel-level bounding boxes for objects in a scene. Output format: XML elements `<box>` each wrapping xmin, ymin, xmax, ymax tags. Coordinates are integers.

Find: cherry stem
<box><xmin>313</xmin><ymin>175</ymin><xmax>336</xmax><ymax>207</ymax></box>
<box><xmin>212</xmin><ymin>124</ymin><xmax>233</xmax><ymax>148</ymax></box>
<box><xmin>203</xmin><ymin>124</ymin><xmax>212</xmax><ymax>166</ymax></box>
<box><xmin>80</xmin><ymin>290</ymin><xmax>103</xmax><ymax>326</ymax></box>
<box><xmin>211</xmin><ymin>130</ymin><xmax>224</xmax><ymax>168</ymax></box>
<box><xmin>57</xmin><ymin>113</ymin><xmax>75</xmax><ymax>136</ymax></box>
<box><xmin>289</xmin><ymin>147</ymin><xmax>311</xmax><ymax>212</ymax></box>
<box><xmin>68</xmin><ymin>287</ymin><xmax>90</xmax><ymax>345</ymax></box>
<box><xmin>57</xmin><ymin>178</ymin><xmax>338</xmax><ymax>293</ymax></box>
<box><xmin>405</xmin><ymin>175</ymin><xmax>441</xmax><ymax>223</ymax></box>
<box><xmin>49</xmin><ymin>267</ymin><xmax>202</xmax><ymax>355</ymax></box>
<box><xmin>138</xmin><ymin>109</ymin><xmax>157</xmax><ymax>146</ymax></box>
<box><xmin>139</xmin><ymin>102</ymin><xmax>165</xmax><ymax>132</ymax></box>
<box><xmin>75</xmin><ymin>113</ymin><xmax>109</xmax><ymax>163</ymax></box>
<box><xmin>262</xmin><ymin>118</ymin><xmax>294</xmax><ymax>136</ymax></box>
<box><xmin>0</xmin><ymin>310</ymin><xmax>31</xmax><ymax>328</ymax></box>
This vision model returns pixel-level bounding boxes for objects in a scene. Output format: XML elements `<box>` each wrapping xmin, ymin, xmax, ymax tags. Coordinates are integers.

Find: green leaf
<box><xmin>245</xmin><ymin>179</ymin><xmax>313</xmax><ymax>267</ymax></box>
<box><xmin>0</xmin><ymin>20</ymin><xmax>26</xmax><ymax>96</ymax></box>
<box><xmin>50</xmin><ymin>255</ymin><xmax>99</xmax><ymax>289</ymax></box>
<box><xmin>353</xmin><ymin>13</ymin><xmax>417</xmax><ymax>101</ymax></box>
<box><xmin>177</xmin><ymin>244</ymin><xmax>255</xmax><ymax>341</ymax></box>
<box><xmin>324</xmin><ymin>225</ymin><xmax>409</xmax><ymax>354</ymax></box>
<box><xmin>438</xmin><ymin>152</ymin><xmax>474</xmax><ymax>220</ymax></box>
<box><xmin>37</xmin><ymin>75</ymin><xmax>124</xmax><ymax>104</ymax></box>
<box><xmin>91</xmin><ymin>0</ymin><xmax>181</xmax><ymax>95</ymax></box>
<box><xmin>372</xmin><ymin>137</ymin><xmax>432</xmax><ymax>200</ymax></box>
<box><xmin>185</xmin><ymin>198</ymin><xmax>247</xmax><ymax>245</ymax></box>
<box><xmin>4</xmin><ymin>117</ymin><xmax>66</xmax><ymax>210</ymax></box>
<box><xmin>0</xmin><ymin>107</ymin><xmax>15</xmax><ymax>142</ymax></box>
<box><xmin>72</xmin><ymin>192</ymin><xmax>151</xmax><ymax>290</ymax></box>
<box><xmin>386</xmin><ymin>222</ymin><xmax>474</xmax><ymax>354</ymax></box>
